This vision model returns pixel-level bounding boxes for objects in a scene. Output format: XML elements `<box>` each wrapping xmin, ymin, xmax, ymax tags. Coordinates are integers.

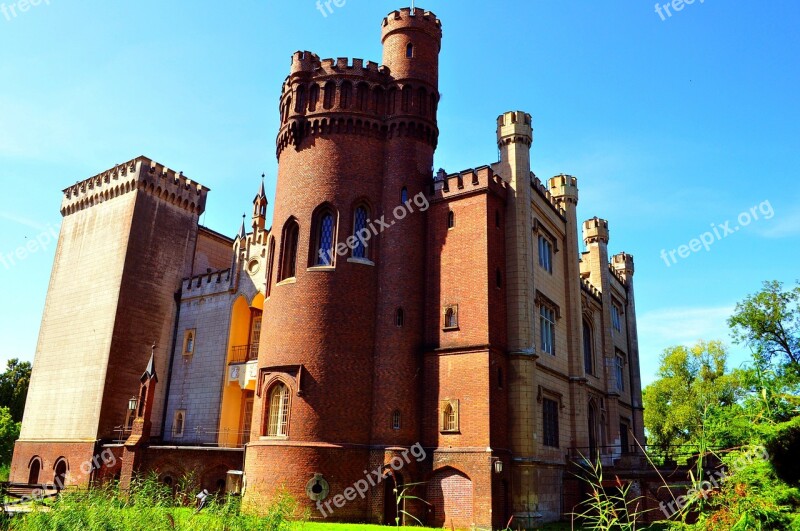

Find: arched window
<box><xmin>279</xmin><ymin>218</ymin><xmax>299</xmax><ymax>281</ymax></box>
<box><xmin>400</xmin><ymin>187</ymin><xmax>409</xmax><ymax>205</ymax></box>
<box><xmin>173</xmin><ymin>411</ymin><xmax>185</xmax><ymax>438</ymax></box>
<box><xmin>356</xmin><ymin>82</ymin><xmax>369</xmax><ymax>112</ymax></box>
<box><xmin>374</xmin><ymin>87</ymin><xmax>386</xmax><ymax>115</ymax></box>
<box><xmin>395</xmin><ymin>308</ymin><xmax>405</xmax><ymax>327</ymax></box>
<box><xmin>28</xmin><ymin>457</ymin><xmax>41</xmax><ymax>485</ymax></box>
<box><xmin>401</xmin><ymin>86</ymin><xmax>412</xmax><ymax>112</ymax></box>
<box><xmin>54</xmin><ymin>458</ymin><xmax>68</xmax><ymax>490</ymax></box>
<box><xmin>406</xmin><ymin>43</ymin><xmax>414</xmax><ymax>58</ymax></box>
<box><xmin>323</xmin><ymin>81</ymin><xmax>336</xmax><ymax>110</ymax></box>
<box><xmin>352</xmin><ymin>205</ymin><xmax>370</xmax><ymax>259</ymax></box>
<box><xmin>313</xmin><ymin>207</ymin><xmax>336</xmax><ymax>266</ymax></box>
<box><xmin>583</xmin><ymin>320</ymin><xmax>594</xmax><ymax>375</ymax></box>
<box><xmin>265</xmin><ymin>236</ymin><xmax>276</xmax><ymax>297</ymax></box>
<box><xmin>283</xmin><ymin>97</ymin><xmax>292</xmax><ymax>123</ymax></box>
<box><xmin>392</xmin><ymin>410</ymin><xmax>401</xmax><ymax>430</ymax></box>
<box><xmin>340</xmin><ymin>81</ymin><xmax>352</xmax><ymax>109</ymax></box>
<box><xmin>295</xmin><ymin>84</ymin><xmax>307</xmax><ymax>113</ymax></box>
<box><xmin>441</xmin><ymin>401</ymin><xmax>458</xmax><ymax>432</ymax></box>
<box><xmin>266</xmin><ymin>383</ymin><xmax>290</xmax><ymax>437</ymax></box>
<box><xmin>185</xmin><ymin>332</ymin><xmax>194</xmax><ymax>354</ymax></box>
<box><xmin>444</xmin><ymin>306</ymin><xmax>458</xmax><ymax>329</ymax></box>
<box><xmin>588</xmin><ymin>402</ymin><xmax>599</xmax><ymax>457</ymax></box>
<box><xmin>387</xmin><ymin>88</ymin><xmax>397</xmax><ymax>114</ymax></box>
<box><xmin>447</xmin><ymin>210</ymin><xmax>455</xmax><ymax>229</ymax></box>
<box><xmin>417</xmin><ymin>87</ymin><xmax>428</xmax><ymax>116</ymax></box>
<box><xmin>308</xmin><ymin>84</ymin><xmax>320</xmax><ymax>112</ymax></box>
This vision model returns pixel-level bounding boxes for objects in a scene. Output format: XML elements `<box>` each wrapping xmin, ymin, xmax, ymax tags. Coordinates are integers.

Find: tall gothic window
<box><xmin>267</xmin><ymin>383</ymin><xmax>290</xmax><ymax>437</ymax></box>
<box><xmin>314</xmin><ymin>208</ymin><xmax>336</xmax><ymax>266</ymax></box>
<box><xmin>583</xmin><ymin>320</ymin><xmax>594</xmax><ymax>375</ymax></box>
<box><xmin>352</xmin><ymin>205</ymin><xmax>370</xmax><ymax>259</ymax></box>
<box><xmin>279</xmin><ymin>219</ymin><xmax>299</xmax><ymax>281</ymax></box>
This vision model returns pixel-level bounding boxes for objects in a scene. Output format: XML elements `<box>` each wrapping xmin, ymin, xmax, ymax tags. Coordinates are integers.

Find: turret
<box><xmin>548</xmin><ymin>174</ymin><xmax>579</xmax><ymax>207</ymax></box>
<box><xmin>612</xmin><ymin>252</ymin><xmax>635</xmax><ymax>281</ymax></box>
<box><xmin>583</xmin><ymin>217</ymin><xmax>610</xmax><ymax>297</ymax></box>
<box><xmin>252</xmin><ymin>175</ymin><xmax>268</xmax><ymax>231</ymax></box>
<box><xmin>381</xmin><ymin>7</ymin><xmax>442</xmax><ymax>87</ymax></box>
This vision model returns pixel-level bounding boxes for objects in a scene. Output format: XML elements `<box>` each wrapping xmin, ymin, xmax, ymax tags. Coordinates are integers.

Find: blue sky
<box><xmin>0</xmin><ymin>1</ymin><xmax>798</xmax><ymax>386</ymax></box>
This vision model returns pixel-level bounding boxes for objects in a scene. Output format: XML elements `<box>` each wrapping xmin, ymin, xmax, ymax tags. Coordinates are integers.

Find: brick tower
<box><xmin>244</xmin><ymin>7</ymin><xmax>441</xmax><ymax>522</ymax></box>
<box><xmin>10</xmin><ymin>158</ymin><xmax>208</xmax><ymax>487</ymax></box>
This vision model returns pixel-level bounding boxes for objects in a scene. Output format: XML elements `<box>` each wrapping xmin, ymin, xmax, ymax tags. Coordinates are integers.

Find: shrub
<box><xmin>765</xmin><ymin>415</ymin><xmax>800</xmax><ymax>485</ymax></box>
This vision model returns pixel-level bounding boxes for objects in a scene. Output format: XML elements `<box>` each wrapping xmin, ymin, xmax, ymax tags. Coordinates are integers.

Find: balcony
<box><xmin>229</xmin><ymin>344</ymin><xmax>259</xmax><ymax>365</ymax></box>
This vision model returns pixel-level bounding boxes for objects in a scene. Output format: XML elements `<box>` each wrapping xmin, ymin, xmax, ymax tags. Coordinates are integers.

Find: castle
<box><xmin>11</xmin><ymin>7</ymin><xmax>646</xmax><ymax>529</ymax></box>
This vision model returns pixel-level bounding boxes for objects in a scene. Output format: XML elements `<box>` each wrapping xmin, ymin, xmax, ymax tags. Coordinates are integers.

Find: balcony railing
<box><xmin>229</xmin><ymin>344</ymin><xmax>258</xmax><ymax>365</ymax></box>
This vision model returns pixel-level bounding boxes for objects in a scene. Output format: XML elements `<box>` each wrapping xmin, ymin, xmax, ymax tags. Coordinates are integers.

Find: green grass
<box><xmin>298</xmin><ymin>524</ymin><xmax>440</xmax><ymax>530</ymax></box>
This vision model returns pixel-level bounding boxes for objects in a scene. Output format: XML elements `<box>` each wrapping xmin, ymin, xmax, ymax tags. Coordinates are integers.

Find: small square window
<box><xmin>440</xmin><ymin>399</ymin><xmax>459</xmax><ymax>433</ymax></box>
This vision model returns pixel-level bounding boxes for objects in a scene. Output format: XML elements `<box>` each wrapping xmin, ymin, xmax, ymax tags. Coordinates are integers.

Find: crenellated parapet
<box><xmin>431</xmin><ymin>165</ymin><xmax>508</xmax><ymax>202</ymax></box>
<box><xmin>181</xmin><ymin>269</ymin><xmax>233</xmax><ymax>299</ymax></box>
<box><xmin>61</xmin><ymin>156</ymin><xmax>209</xmax><ymax>217</ymax></box>
<box><xmin>276</xmin><ymin>8</ymin><xmax>442</xmax><ymax>160</ymax></box>
<box><xmin>496</xmin><ymin>111</ymin><xmax>533</xmax><ymax>148</ymax></box>
<box><xmin>583</xmin><ymin>217</ymin><xmax>610</xmax><ymax>245</ymax></box>
<box><xmin>547</xmin><ymin>174</ymin><xmax>579</xmax><ymax>207</ymax></box>
<box><xmin>381</xmin><ymin>8</ymin><xmax>442</xmax><ymax>44</ymax></box>
<box><xmin>581</xmin><ymin>277</ymin><xmax>603</xmax><ymax>302</ymax></box>
<box><xmin>531</xmin><ymin>174</ymin><xmax>566</xmax><ymax>217</ymax></box>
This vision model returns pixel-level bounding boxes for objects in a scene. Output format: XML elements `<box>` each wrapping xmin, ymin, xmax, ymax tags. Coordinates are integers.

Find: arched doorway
<box><xmin>426</xmin><ymin>468</ymin><xmax>473</xmax><ymax>528</ymax></box>
<box><xmin>53</xmin><ymin>458</ymin><xmax>68</xmax><ymax>490</ymax></box>
<box><xmin>383</xmin><ymin>471</ymin><xmax>403</xmax><ymax>525</ymax></box>
<box><xmin>28</xmin><ymin>457</ymin><xmax>41</xmax><ymax>485</ymax></box>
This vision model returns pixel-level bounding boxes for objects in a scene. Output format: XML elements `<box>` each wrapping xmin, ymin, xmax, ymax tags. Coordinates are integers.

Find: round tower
<box><xmin>371</xmin><ymin>6</ymin><xmax>441</xmax><ymax>452</ymax></box>
<box><xmin>245</xmin><ymin>7</ymin><xmax>441</xmax><ymax>523</ymax></box>
<box><xmin>381</xmin><ymin>8</ymin><xmax>442</xmax><ymax>87</ymax></box>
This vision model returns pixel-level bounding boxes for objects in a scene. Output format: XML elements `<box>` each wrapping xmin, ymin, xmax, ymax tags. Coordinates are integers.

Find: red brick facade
<box><xmin>13</xmin><ymin>6</ymin><xmax>648</xmax><ymax>530</ymax></box>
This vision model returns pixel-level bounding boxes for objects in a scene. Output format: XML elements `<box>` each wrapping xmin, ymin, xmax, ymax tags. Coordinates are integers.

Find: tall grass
<box><xmin>5</xmin><ymin>473</ymin><xmax>299</xmax><ymax>531</ymax></box>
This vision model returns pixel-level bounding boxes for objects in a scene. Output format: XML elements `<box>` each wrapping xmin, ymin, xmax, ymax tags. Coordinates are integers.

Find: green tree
<box><xmin>0</xmin><ymin>406</ymin><xmax>20</xmax><ymax>465</ymax></box>
<box><xmin>643</xmin><ymin>341</ymin><xmax>741</xmax><ymax>459</ymax></box>
<box><xmin>0</xmin><ymin>358</ymin><xmax>32</xmax><ymax>422</ymax></box>
<box><xmin>728</xmin><ymin>280</ymin><xmax>800</xmax><ymax>376</ymax></box>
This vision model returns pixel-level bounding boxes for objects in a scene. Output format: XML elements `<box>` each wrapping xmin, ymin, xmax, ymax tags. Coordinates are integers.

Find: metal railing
<box><xmin>229</xmin><ymin>344</ymin><xmax>258</xmax><ymax>365</ymax></box>
<box><xmin>567</xmin><ymin>444</ymin><xmax>722</xmax><ymax>469</ymax></box>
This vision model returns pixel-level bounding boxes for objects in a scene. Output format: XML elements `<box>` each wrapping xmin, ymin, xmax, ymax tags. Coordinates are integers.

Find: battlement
<box><xmin>432</xmin><ymin>165</ymin><xmax>508</xmax><ymax>201</ymax></box>
<box><xmin>181</xmin><ymin>269</ymin><xmax>233</xmax><ymax>299</ymax></box>
<box><xmin>290</xmin><ymin>50</ymin><xmax>322</xmax><ymax>75</ymax></box>
<box><xmin>583</xmin><ymin>217</ymin><xmax>610</xmax><ymax>245</ymax></box>
<box><xmin>612</xmin><ymin>252</ymin><xmax>635</xmax><ymax>276</ymax></box>
<box><xmin>547</xmin><ymin>174</ymin><xmax>579</xmax><ymax>206</ymax></box>
<box><xmin>381</xmin><ymin>7</ymin><xmax>442</xmax><ymax>42</ymax></box>
<box><xmin>531</xmin><ymin>175</ymin><xmax>566</xmax><ymax>217</ymax></box>
<box><xmin>497</xmin><ymin>111</ymin><xmax>533</xmax><ymax>147</ymax></box>
<box><xmin>61</xmin><ymin>156</ymin><xmax>209</xmax><ymax>218</ymax></box>
<box><xmin>581</xmin><ymin>277</ymin><xmax>603</xmax><ymax>301</ymax></box>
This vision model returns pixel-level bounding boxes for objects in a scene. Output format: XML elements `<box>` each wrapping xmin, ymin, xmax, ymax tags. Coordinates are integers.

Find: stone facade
<box><xmin>12</xmin><ymin>6</ymin><xmax>647</xmax><ymax>530</ymax></box>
